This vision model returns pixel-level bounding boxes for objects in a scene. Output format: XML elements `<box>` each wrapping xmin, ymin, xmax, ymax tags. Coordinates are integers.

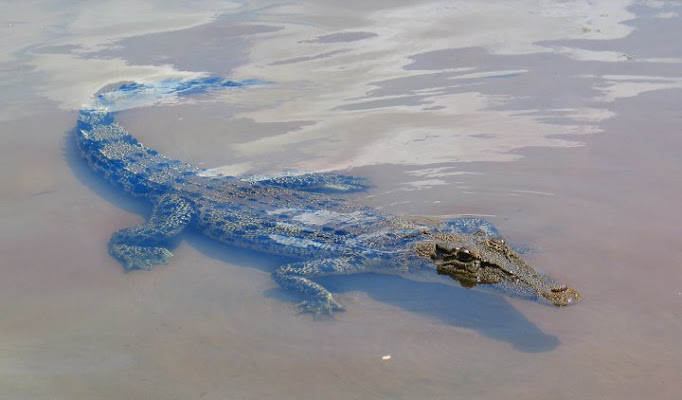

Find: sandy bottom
<box><xmin>1</xmin><ymin>2</ymin><xmax>681</xmax><ymax>399</ymax></box>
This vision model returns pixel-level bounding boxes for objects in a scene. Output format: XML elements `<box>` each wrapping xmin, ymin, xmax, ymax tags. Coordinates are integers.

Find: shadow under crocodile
<box><xmin>65</xmin><ymin>127</ymin><xmax>559</xmax><ymax>354</ymax></box>
<box><xmin>187</xmin><ymin>231</ymin><xmax>561</xmax><ymax>354</ymax></box>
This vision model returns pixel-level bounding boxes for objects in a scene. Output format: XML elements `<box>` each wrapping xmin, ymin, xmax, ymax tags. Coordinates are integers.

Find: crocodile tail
<box><xmin>76</xmin><ymin>108</ymin><xmax>200</xmax><ymax>197</ymax></box>
<box><xmin>76</xmin><ymin>77</ymin><xmax>266</xmax><ymax>197</ymax></box>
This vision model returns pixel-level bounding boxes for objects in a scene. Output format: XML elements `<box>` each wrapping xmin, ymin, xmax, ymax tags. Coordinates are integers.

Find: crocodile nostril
<box><xmin>551</xmin><ymin>286</ymin><xmax>568</xmax><ymax>293</ymax></box>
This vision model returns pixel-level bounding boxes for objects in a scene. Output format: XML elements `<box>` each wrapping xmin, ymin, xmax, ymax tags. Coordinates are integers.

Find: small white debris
<box><xmin>381</xmin><ymin>355</ymin><xmax>392</xmax><ymax>361</ymax></box>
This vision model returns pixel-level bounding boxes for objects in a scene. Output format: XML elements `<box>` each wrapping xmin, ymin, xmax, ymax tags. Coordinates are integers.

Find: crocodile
<box><xmin>75</xmin><ymin>78</ymin><xmax>580</xmax><ymax>313</ymax></box>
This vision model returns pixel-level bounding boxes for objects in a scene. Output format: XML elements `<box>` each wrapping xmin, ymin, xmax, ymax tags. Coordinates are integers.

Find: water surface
<box><xmin>1</xmin><ymin>1</ymin><xmax>681</xmax><ymax>399</ymax></box>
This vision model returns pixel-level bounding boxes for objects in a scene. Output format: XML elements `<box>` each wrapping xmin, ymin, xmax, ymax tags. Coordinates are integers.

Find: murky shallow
<box><xmin>2</xmin><ymin>1</ymin><xmax>681</xmax><ymax>399</ymax></box>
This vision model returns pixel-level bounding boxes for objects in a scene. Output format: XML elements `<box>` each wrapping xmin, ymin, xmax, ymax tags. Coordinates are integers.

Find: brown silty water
<box><xmin>1</xmin><ymin>1</ymin><xmax>681</xmax><ymax>399</ymax></box>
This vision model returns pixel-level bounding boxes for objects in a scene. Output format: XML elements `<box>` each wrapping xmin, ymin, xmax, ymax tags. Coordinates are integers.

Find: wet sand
<box><xmin>1</xmin><ymin>1</ymin><xmax>681</xmax><ymax>399</ymax></box>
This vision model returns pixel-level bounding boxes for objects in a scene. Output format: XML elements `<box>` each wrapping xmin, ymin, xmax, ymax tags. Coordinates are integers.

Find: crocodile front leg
<box><xmin>442</xmin><ymin>217</ymin><xmax>502</xmax><ymax>238</ymax></box>
<box><xmin>109</xmin><ymin>194</ymin><xmax>195</xmax><ymax>270</ymax></box>
<box><xmin>273</xmin><ymin>258</ymin><xmax>366</xmax><ymax>314</ymax></box>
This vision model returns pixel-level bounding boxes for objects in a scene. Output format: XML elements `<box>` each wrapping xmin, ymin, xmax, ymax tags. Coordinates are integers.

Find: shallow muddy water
<box><xmin>1</xmin><ymin>1</ymin><xmax>681</xmax><ymax>399</ymax></box>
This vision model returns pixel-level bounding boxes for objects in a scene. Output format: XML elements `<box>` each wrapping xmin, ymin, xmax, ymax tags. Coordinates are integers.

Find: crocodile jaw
<box><xmin>416</xmin><ymin>235</ymin><xmax>581</xmax><ymax>307</ymax></box>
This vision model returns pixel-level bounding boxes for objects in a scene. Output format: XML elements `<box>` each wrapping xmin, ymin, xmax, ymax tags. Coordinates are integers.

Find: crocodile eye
<box><xmin>456</xmin><ymin>248</ymin><xmax>475</xmax><ymax>262</ymax></box>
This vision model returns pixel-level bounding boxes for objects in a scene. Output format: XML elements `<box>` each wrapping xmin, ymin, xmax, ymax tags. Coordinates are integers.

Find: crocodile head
<box><xmin>414</xmin><ymin>233</ymin><xmax>580</xmax><ymax>306</ymax></box>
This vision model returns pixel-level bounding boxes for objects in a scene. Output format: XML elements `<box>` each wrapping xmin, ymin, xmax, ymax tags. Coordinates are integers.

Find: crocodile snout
<box><xmin>542</xmin><ymin>285</ymin><xmax>581</xmax><ymax>307</ymax></box>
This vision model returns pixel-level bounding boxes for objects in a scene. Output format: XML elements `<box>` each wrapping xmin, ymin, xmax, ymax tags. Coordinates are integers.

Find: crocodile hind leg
<box><xmin>273</xmin><ymin>258</ymin><xmax>366</xmax><ymax>314</ymax></box>
<box><xmin>109</xmin><ymin>194</ymin><xmax>194</xmax><ymax>270</ymax></box>
<box><xmin>245</xmin><ymin>172</ymin><xmax>370</xmax><ymax>193</ymax></box>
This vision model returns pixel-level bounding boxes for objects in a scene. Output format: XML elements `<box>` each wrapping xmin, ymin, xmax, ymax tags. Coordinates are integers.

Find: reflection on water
<box><xmin>2</xmin><ymin>1</ymin><xmax>682</xmax><ymax>399</ymax></box>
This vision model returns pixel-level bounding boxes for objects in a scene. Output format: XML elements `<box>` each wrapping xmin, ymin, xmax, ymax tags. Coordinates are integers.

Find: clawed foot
<box><xmin>111</xmin><ymin>244</ymin><xmax>173</xmax><ymax>270</ymax></box>
<box><xmin>295</xmin><ymin>294</ymin><xmax>345</xmax><ymax>315</ymax></box>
